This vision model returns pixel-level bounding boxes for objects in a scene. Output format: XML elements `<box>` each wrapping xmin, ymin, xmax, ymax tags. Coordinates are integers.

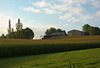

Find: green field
<box><xmin>0</xmin><ymin>35</ymin><xmax>100</xmax><ymax>58</ymax></box>
<box><xmin>0</xmin><ymin>35</ymin><xmax>100</xmax><ymax>68</ymax></box>
<box><xmin>0</xmin><ymin>48</ymin><xmax>100</xmax><ymax>68</ymax></box>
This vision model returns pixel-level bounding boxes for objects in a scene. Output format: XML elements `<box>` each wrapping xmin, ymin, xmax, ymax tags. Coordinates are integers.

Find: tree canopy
<box><xmin>0</xmin><ymin>34</ymin><xmax>6</xmax><ymax>38</ymax></box>
<box><xmin>82</xmin><ymin>24</ymin><xmax>100</xmax><ymax>35</ymax></box>
<box><xmin>7</xmin><ymin>19</ymin><xmax>34</xmax><ymax>39</ymax></box>
<box><xmin>16</xmin><ymin>19</ymin><xmax>23</xmax><ymax>31</ymax></box>
<box><xmin>8</xmin><ymin>27</ymin><xmax>34</xmax><ymax>39</ymax></box>
<box><xmin>82</xmin><ymin>24</ymin><xmax>90</xmax><ymax>33</ymax></box>
<box><xmin>21</xmin><ymin>27</ymin><xmax>34</xmax><ymax>39</ymax></box>
<box><xmin>45</xmin><ymin>27</ymin><xmax>67</xmax><ymax>36</ymax></box>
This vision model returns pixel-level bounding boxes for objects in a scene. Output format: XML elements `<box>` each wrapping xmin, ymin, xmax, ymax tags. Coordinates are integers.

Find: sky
<box><xmin>0</xmin><ymin>0</ymin><xmax>100</xmax><ymax>39</ymax></box>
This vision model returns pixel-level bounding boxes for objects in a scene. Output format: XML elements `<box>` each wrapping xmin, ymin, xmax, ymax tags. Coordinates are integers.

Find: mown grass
<box><xmin>0</xmin><ymin>35</ymin><xmax>100</xmax><ymax>58</ymax></box>
<box><xmin>0</xmin><ymin>48</ymin><xmax>100</xmax><ymax>68</ymax></box>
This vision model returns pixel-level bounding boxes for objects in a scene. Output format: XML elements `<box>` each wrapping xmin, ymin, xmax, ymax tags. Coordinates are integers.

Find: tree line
<box><xmin>44</xmin><ymin>24</ymin><xmax>100</xmax><ymax>36</ymax></box>
<box><xmin>82</xmin><ymin>24</ymin><xmax>100</xmax><ymax>35</ymax></box>
<box><xmin>0</xmin><ymin>19</ymin><xmax>34</xmax><ymax>39</ymax></box>
<box><xmin>0</xmin><ymin>19</ymin><xmax>100</xmax><ymax>39</ymax></box>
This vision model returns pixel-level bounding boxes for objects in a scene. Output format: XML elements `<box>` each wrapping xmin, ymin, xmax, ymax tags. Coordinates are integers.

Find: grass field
<box><xmin>0</xmin><ymin>48</ymin><xmax>100</xmax><ymax>68</ymax></box>
<box><xmin>0</xmin><ymin>35</ymin><xmax>100</xmax><ymax>58</ymax></box>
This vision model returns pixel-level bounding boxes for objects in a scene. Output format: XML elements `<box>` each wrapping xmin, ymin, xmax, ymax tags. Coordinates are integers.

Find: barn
<box><xmin>68</xmin><ymin>30</ymin><xmax>86</xmax><ymax>36</ymax></box>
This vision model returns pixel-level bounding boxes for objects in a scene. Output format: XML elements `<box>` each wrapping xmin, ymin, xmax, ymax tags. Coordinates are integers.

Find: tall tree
<box><xmin>8</xmin><ymin>19</ymin><xmax>11</xmax><ymax>34</ymax></box>
<box><xmin>12</xmin><ymin>28</ymin><xmax>14</xmax><ymax>32</ymax></box>
<box><xmin>16</xmin><ymin>19</ymin><xmax>23</xmax><ymax>31</ymax></box>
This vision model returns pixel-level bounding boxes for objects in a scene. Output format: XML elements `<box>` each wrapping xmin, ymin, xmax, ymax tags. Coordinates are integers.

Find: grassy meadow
<box><xmin>0</xmin><ymin>35</ymin><xmax>100</xmax><ymax>58</ymax></box>
<box><xmin>0</xmin><ymin>48</ymin><xmax>100</xmax><ymax>68</ymax></box>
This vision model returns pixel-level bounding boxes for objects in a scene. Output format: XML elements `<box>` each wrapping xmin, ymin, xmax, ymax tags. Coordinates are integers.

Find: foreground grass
<box><xmin>0</xmin><ymin>48</ymin><xmax>100</xmax><ymax>68</ymax></box>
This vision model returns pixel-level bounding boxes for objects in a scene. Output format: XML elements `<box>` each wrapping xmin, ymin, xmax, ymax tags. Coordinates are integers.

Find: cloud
<box><xmin>59</xmin><ymin>13</ymin><xmax>93</xmax><ymax>23</ymax></box>
<box><xmin>58</xmin><ymin>0</ymin><xmax>74</xmax><ymax>5</ymax></box>
<box><xmin>57</xmin><ymin>0</ymin><xmax>94</xmax><ymax>22</ymax></box>
<box><xmin>70</xmin><ymin>7</ymin><xmax>84</xmax><ymax>15</ymax></box>
<box><xmin>53</xmin><ymin>3</ymin><xmax>84</xmax><ymax>14</ymax></box>
<box><xmin>67</xmin><ymin>14</ymin><xmax>93</xmax><ymax>23</ymax></box>
<box><xmin>32</xmin><ymin>0</ymin><xmax>51</xmax><ymax>8</ymax></box>
<box><xmin>67</xmin><ymin>17</ymin><xmax>81</xmax><ymax>22</ymax></box>
<box><xmin>21</xmin><ymin>0</ymin><xmax>99</xmax><ymax>23</ymax></box>
<box><xmin>22</xmin><ymin>0</ymin><xmax>85</xmax><ymax>15</ymax></box>
<box><xmin>95</xmin><ymin>11</ymin><xmax>100</xmax><ymax>17</ymax></box>
<box><xmin>44</xmin><ymin>25</ymin><xmax>57</xmax><ymax>29</ymax></box>
<box><xmin>43</xmin><ymin>8</ymin><xmax>60</xmax><ymax>14</ymax></box>
<box><xmin>91</xmin><ymin>0</ymin><xmax>100</xmax><ymax>8</ymax></box>
<box><xmin>74</xmin><ymin>0</ymin><xmax>89</xmax><ymax>4</ymax></box>
<box><xmin>74</xmin><ymin>0</ymin><xmax>100</xmax><ymax>8</ymax></box>
<box><xmin>22</xmin><ymin>7</ymin><xmax>41</xmax><ymax>13</ymax></box>
<box><xmin>64</xmin><ymin>23</ymin><xmax>73</xmax><ymax>28</ymax></box>
<box><xmin>51</xmin><ymin>4</ymin><xmax>68</xmax><ymax>11</ymax></box>
<box><xmin>59</xmin><ymin>13</ymin><xmax>72</xmax><ymax>19</ymax></box>
<box><xmin>80</xmin><ymin>14</ymin><xmax>93</xmax><ymax>21</ymax></box>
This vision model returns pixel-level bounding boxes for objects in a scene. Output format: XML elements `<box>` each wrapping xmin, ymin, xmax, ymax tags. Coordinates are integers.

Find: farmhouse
<box><xmin>43</xmin><ymin>32</ymin><xmax>66</xmax><ymax>39</ymax></box>
<box><xmin>68</xmin><ymin>30</ymin><xmax>86</xmax><ymax>36</ymax></box>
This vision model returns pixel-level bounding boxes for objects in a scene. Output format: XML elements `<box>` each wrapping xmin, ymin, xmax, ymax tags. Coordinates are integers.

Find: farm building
<box><xmin>43</xmin><ymin>32</ymin><xmax>67</xmax><ymax>39</ymax></box>
<box><xmin>68</xmin><ymin>30</ymin><xmax>87</xmax><ymax>36</ymax></box>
